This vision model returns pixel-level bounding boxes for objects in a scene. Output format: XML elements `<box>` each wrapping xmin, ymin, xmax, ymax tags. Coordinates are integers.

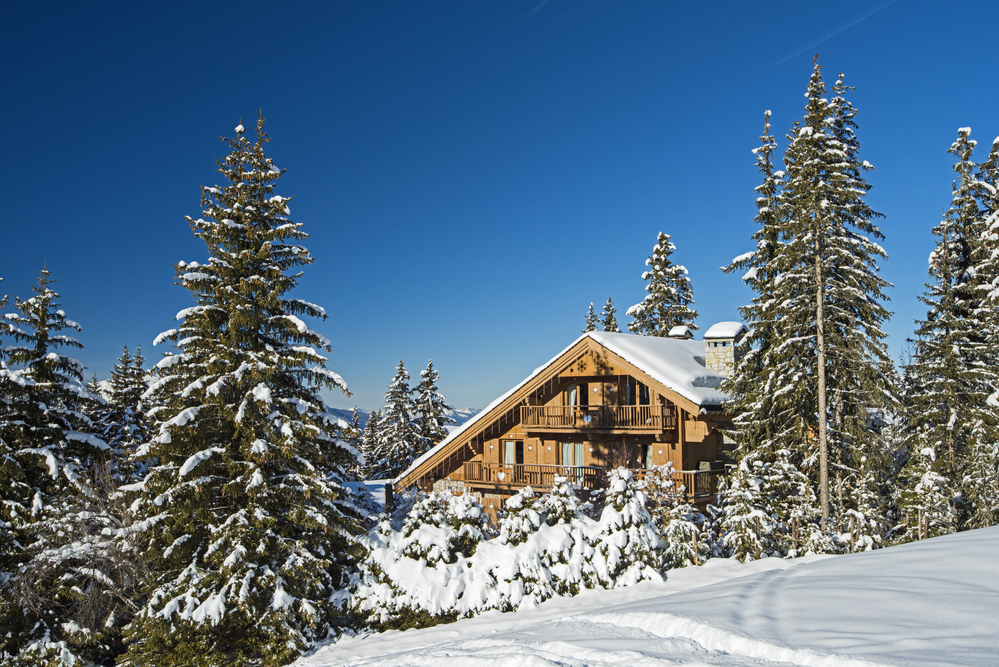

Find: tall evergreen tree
<box><xmin>412</xmin><ymin>360</ymin><xmax>454</xmax><ymax>449</ymax></box>
<box><xmin>95</xmin><ymin>345</ymin><xmax>150</xmax><ymax>481</ymax></box>
<box><xmin>121</xmin><ymin>118</ymin><xmax>361</xmax><ymax>667</ymax></box>
<box><xmin>600</xmin><ymin>298</ymin><xmax>619</xmax><ymax>333</ymax></box>
<box><xmin>359</xmin><ymin>409</ymin><xmax>383</xmax><ymax>479</ymax></box>
<box><xmin>724</xmin><ymin>60</ymin><xmax>893</xmax><ymax>540</ymax></box>
<box><xmin>627</xmin><ymin>232</ymin><xmax>698</xmax><ymax>335</ymax></box>
<box><xmin>0</xmin><ymin>268</ymin><xmax>117</xmax><ymax>665</ymax></box>
<box><xmin>582</xmin><ymin>303</ymin><xmax>598</xmax><ymax>333</ymax></box>
<box><xmin>906</xmin><ymin>128</ymin><xmax>999</xmax><ymax>532</ymax></box>
<box><xmin>370</xmin><ymin>361</ymin><xmax>422</xmax><ymax>480</ymax></box>
<box><xmin>772</xmin><ymin>61</ymin><xmax>892</xmax><ymax>526</ymax></box>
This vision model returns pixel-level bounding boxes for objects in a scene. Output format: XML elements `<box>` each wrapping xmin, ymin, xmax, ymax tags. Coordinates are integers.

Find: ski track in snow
<box><xmin>301</xmin><ymin>526</ymin><xmax>999</xmax><ymax>667</ymax></box>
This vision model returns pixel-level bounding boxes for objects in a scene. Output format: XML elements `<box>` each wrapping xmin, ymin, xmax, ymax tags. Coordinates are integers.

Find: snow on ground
<box><xmin>301</xmin><ymin>526</ymin><xmax>999</xmax><ymax>667</ymax></box>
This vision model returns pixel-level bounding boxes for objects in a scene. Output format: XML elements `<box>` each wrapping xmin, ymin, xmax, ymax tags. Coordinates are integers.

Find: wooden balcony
<box><xmin>519</xmin><ymin>405</ymin><xmax>677</xmax><ymax>432</ymax></box>
<box><xmin>461</xmin><ymin>461</ymin><xmax>720</xmax><ymax>503</ymax></box>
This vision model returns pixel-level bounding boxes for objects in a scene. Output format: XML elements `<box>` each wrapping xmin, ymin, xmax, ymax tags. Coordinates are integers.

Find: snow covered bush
<box><xmin>589</xmin><ymin>468</ymin><xmax>664</xmax><ymax>587</ymax></box>
<box><xmin>353</xmin><ymin>475</ymin><xmax>665</xmax><ymax>632</ymax></box>
<box><xmin>498</xmin><ymin>486</ymin><xmax>542</xmax><ymax>546</ymax></box>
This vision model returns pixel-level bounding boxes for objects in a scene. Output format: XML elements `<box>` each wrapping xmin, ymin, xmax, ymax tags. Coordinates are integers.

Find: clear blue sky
<box><xmin>2</xmin><ymin>1</ymin><xmax>998</xmax><ymax>411</ymax></box>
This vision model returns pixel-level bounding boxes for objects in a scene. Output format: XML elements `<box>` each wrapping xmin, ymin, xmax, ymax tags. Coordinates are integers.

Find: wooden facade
<box><xmin>394</xmin><ymin>334</ymin><xmax>733</xmax><ymax>517</ymax></box>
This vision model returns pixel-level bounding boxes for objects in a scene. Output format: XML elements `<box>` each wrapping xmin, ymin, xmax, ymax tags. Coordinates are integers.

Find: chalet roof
<box><xmin>394</xmin><ymin>331</ymin><xmax>731</xmax><ymax>483</ymax></box>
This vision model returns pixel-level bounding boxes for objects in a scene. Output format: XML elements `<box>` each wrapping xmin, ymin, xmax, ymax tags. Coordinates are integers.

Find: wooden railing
<box><xmin>462</xmin><ymin>462</ymin><xmax>602</xmax><ymax>490</ymax></box>
<box><xmin>461</xmin><ymin>462</ymin><xmax>721</xmax><ymax>502</ymax></box>
<box><xmin>520</xmin><ymin>405</ymin><xmax>677</xmax><ymax>431</ymax></box>
<box><xmin>632</xmin><ymin>468</ymin><xmax>720</xmax><ymax>501</ymax></box>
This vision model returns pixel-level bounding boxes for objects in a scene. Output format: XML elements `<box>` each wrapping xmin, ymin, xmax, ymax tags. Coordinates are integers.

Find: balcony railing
<box><xmin>461</xmin><ymin>461</ymin><xmax>720</xmax><ymax>502</ymax></box>
<box><xmin>520</xmin><ymin>405</ymin><xmax>677</xmax><ymax>431</ymax></box>
<box><xmin>462</xmin><ymin>462</ymin><xmax>602</xmax><ymax>490</ymax></box>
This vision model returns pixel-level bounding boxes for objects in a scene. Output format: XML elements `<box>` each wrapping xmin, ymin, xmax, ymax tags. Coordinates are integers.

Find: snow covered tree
<box><xmin>359</xmin><ymin>409</ymin><xmax>383</xmax><ymax>479</ymax></box>
<box><xmin>906</xmin><ymin>128</ymin><xmax>999</xmax><ymax>531</ymax></box>
<box><xmin>497</xmin><ymin>487</ymin><xmax>542</xmax><ymax>546</ymax></box>
<box><xmin>600</xmin><ymin>298</ymin><xmax>619</xmax><ymax>333</ymax></box>
<box><xmin>412</xmin><ymin>360</ymin><xmax>454</xmax><ymax>449</ymax></box>
<box><xmin>339</xmin><ymin>408</ymin><xmax>364</xmax><ymax>481</ymax></box>
<box><xmin>369</xmin><ymin>361</ymin><xmax>422</xmax><ymax>480</ymax></box>
<box><xmin>94</xmin><ymin>345</ymin><xmax>150</xmax><ymax>482</ymax></box>
<box><xmin>627</xmin><ymin>232</ymin><xmax>698</xmax><ymax>335</ymax></box>
<box><xmin>582</xmin><ymin>302</ymin><xmax>598</xmax><ymax>333</ymax></box>
<box><xmin>120</xmin><ymin>118</ymin><xmax>362</xmax><ymax>667</ymax></box>
<box><xmin>897</xmin><ymin>445</ymin><xmax>954</xmax><ymax>540</ymax></box>
<box><xmin>726</xmin><ymin>61</ymin><xmax>893</xmax><ymax>536</ymax></box>
<box><xmin>540</xmin><ymin>476</ymin><xmax>583</xmax><ymax>526</ymax></box>
<box><xmin>400</xmin><ymin>490</ymin><xmax>487</xmax><ymax>565</ymax></box>
<box><xmin>0</xmin><ymin>268</ymin><xmax>121</xmax><ymax>666</ymax></box>
<box><xmin>590</xmin><ymin>468</ymin><xmax>663</xmax><ymax>586</ymax></box>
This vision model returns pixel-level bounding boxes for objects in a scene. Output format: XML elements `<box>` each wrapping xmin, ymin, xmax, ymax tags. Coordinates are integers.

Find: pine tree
<box><xmin>121</xmin><ymin>118</ymin><xmax>362</xmax><ymax>667</ymax></box>
<box><xmin>599</xmin><ymin>298</ymin><xmax>619</xmax><ymax>333</ymax></box>
<box><xmin>907</xmin><ymin>128</ymin><xmax>999</xmax><ymax>531</ymax></box>
<box><xmin>372</xmin><ymin>361</ymin><xmax>422</xmax><ymax>480</ymax></box>
<box><xmin>582</xmin><ymin>302</ymin><xmax>598</xmax><ymax>333</ymax></box>
<box><xmin>590</xmin><ymin>468</ymin><xmax>663</xmax><ymax>586</ymax></box>
<box><xmin>627</xmin><ymin>232</ymin><xmax>698</xmax><ymax>335</ymax></box>
<box><xmin>94</xmin><ymin>345</ymin><xmax>150</xmax><ymax>482</ymax></box>
<box><xmin>498</xmin><ymin>487</ymin><xmax>542</xmax><ymax>546</ymax></box>
<box><xmin>412</xmin><ymin>360</ymin><xmax>455</xmax><ymax>450</ymax></box>
<box><xmin>725</xmin><ymin>60</ymin><xmax>892</xmax><ymax>537</ymax></box>
<box><xmin>359</xmin><ymin>409</ymin><xmax>383</xmax><ymax>479</ymax></box>
<box><xmin>723</xmin><ymin>110</ymin><xmax>787</xmax><ymax>464</ymax></box>
<box><xmin>0</xmin><ymin>268</ymin><xmax>121</xmax><ymax>666</ymax></box>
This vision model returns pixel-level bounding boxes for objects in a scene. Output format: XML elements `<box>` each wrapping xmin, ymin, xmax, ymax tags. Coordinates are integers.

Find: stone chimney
<box><xmin>703</xmin><ymin>322</ymin><xmax>748</xmax><ymax>377</ymax></box>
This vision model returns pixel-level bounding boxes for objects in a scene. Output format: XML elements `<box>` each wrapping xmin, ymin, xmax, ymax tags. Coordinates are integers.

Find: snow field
<box><xmin>302</xmin><ymin>526</ymin><xmax>999</xmax><ymax>667</ymax></box>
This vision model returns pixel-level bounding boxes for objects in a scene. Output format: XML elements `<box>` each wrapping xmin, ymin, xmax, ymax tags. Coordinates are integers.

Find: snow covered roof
<box><xmin>703</xmin><ymin>321</ymin><xmax>748</xmax><ymax>339</ymax></box>
<box><xmin>395</xmin><ymin>331</ymin><xmax>731</xmax><ymax>484</ymax></box>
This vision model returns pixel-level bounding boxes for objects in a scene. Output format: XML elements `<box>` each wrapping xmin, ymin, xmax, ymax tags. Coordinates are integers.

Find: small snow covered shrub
<box><xmin>644</xmin><ymin>463</ymin><xmax>712</xmax><ymax>569</ymax></box>
<box><xmin>589</xmin><ymin>468</ymin><xmax>664</xmax><ymax>587</ymax></box>
<box><xmin>498</xmin><ymin>486</ymin><xmax>542</xmax><ymax>546</ymax></box>
<box><xmin>353</xmin><ymin>475</ymin><xmax>668</xmax><ymax>633</ymax></box>
<box><xmin>400</xmin><ymin>489</ymin><xmax>488</xmax><ymax>565</ymax></box>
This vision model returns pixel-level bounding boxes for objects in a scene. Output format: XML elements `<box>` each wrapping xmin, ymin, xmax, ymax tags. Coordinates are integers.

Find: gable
<box><xmin>394</xmin><ymin>332</ymin><xmax>730</xmax><ymax>489</ymax></box>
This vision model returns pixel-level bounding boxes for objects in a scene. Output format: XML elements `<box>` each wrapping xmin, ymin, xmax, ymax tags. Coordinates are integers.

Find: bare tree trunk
<box><xmin>816</xmin><ymin>234</ymin><xmax>829</xmax><ymax>527</ymax></box>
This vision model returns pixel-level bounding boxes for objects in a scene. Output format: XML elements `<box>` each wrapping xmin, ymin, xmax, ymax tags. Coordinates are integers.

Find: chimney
<box><xmin>703</xmin><ymin>322</ymin><xmax>748</xmax><ymax>377</ymax></box>
<box><xmin>667</xmin><ymin>325</ymin><xmax>694</xmax><ymax>340</ymax></box>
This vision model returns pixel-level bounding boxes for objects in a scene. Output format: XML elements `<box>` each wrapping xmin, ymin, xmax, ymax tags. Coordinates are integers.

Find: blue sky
<box><xmin>2</xmin><ymin>1</ymin><xmax>998</xmax><ymax>411</ymax></box>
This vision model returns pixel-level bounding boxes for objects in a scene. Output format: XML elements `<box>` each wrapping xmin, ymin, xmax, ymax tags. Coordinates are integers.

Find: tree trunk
<box><xmin>816</xmin><ymin>233</ymin><xmax>830</xmax><ymax>527</ymax></box>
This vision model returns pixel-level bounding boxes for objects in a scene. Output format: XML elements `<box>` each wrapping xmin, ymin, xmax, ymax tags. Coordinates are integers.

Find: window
<box><xmin>566</xmin><ymin>383</ymin><xmax>589</xmax><ymax>407</ymax></box>
<box><xmin>626</xmin><ymin>378</ymin><xmax>649</xmax><ymax>405</ymax></box>
<box><xmin>503</xmin><ymin>440</ymin><xmax>523</xmax><ymax>466</ymax></box>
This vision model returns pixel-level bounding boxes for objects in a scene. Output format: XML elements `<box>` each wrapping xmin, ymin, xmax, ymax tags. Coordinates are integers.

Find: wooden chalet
<box><xmin>394</xmin><ymin>325</ymin><xmax>746</xmax><ymax>518</ymax></box>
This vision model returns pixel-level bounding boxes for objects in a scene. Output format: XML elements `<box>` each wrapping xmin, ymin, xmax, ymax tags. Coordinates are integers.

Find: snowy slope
<box><xmin>301</xmin><ymin>526</ymin><xmax>999</xmax><ymax>666</ymax></box>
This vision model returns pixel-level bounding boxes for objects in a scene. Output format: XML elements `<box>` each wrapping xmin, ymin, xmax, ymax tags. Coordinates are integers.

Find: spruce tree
<box><xmin>94</xmin><ymin>345</ymin><xmax>150</xmax><ymax>482</ymax></box>
<box><xmin>0</xmin><ymin>268</ymin><xmax>120</xmax><ymax>666</ymax></box>
<box><xmin>412</xmin><ymin>360</ymin><xmax>455</xmax><ymax>449</ymax></box>
<box><xmin>370</xmin><ymin>361</ymin><xmax>422</xmax><ymax>480</ymax></box>
<box><xmin>582</xmin><ymin>302</ymin><xmax>598</xmax><ymax>333</ymax></box>
<box><xmin>725</xmin><ymin>61</ymin><xmax>893</xmax><ymax>542</ymax></box>
<box><xmin>121</xmin><ymin>118</ymin><xmax>361</xmax><ymax>667</ymax></box>
<box><xmin>600</xmin><ymin>298</ymin><xmax>619</xmax><ymax>333</ymax></box>
<box><xmin>359</xmin><ymin>409</ymin><xmax>383</xmax><ymax>479</ymax></box>
<box><xmin>906</xmin><ymin>128</ymin><xmax>999</xmax><ymax>531</ymax></box>
<box><xmin>626</xmin><ymin>232</ymin><xmax>698</xmax><ymax>335</ymax></box>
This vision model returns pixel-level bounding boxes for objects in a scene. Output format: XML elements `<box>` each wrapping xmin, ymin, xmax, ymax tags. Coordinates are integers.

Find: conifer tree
<box><xmin>582</xmin><ymin>302</ymin><xmax>598</xmax><ymax>333</ymax></box>
<box><xmin>95</xmin><ymin>345</ymin><xmax>150</xmax><ymax>481</ymax></box>
<box><xmin>906</xmin><ymin>128</ymin><xmax>999</xmax><ymax>531</ymax></box>
<box><xmin>0</xmin><ymin>268</ymin><xmax>119</xmax><ymax>665</ymax></box>
<box><xmin>600</xmin><ymin>298</ymin><xmax>619</xmax><ymax>333</ymax></box>
<box><xmin>359</xmin><ymin>409</ymin><xmax>383</xmax><ymax>479</ymax></box>
<box><xmin>412</xmin><ymin>360</ymin><xmax>455</xmax><ymax>449</ymax></box>
<box><xmin>121</xmin><ymin>118</ymin><xmax>361</xmax><ymax>667</ymax></box>
<box><xmin>776</xmin><ymin>62</ymin><xmax>892</xmax><ymax>526</ymax></box>
<box><xmin>627</xmin><ymin>232</ymin><xmax>698</xmax><ymax>335</ymax></box>
<box><xmin>372</xmin><ymin>361</ymin><xmax>423</xmax><ymax>480</ymax></box>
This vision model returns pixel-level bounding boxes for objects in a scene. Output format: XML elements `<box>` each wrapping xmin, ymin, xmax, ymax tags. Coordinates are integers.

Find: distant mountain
<box><xmin>326</xmin><ymin>406</ymin><xmax>481</xmax><ymax>431</ymax></box>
